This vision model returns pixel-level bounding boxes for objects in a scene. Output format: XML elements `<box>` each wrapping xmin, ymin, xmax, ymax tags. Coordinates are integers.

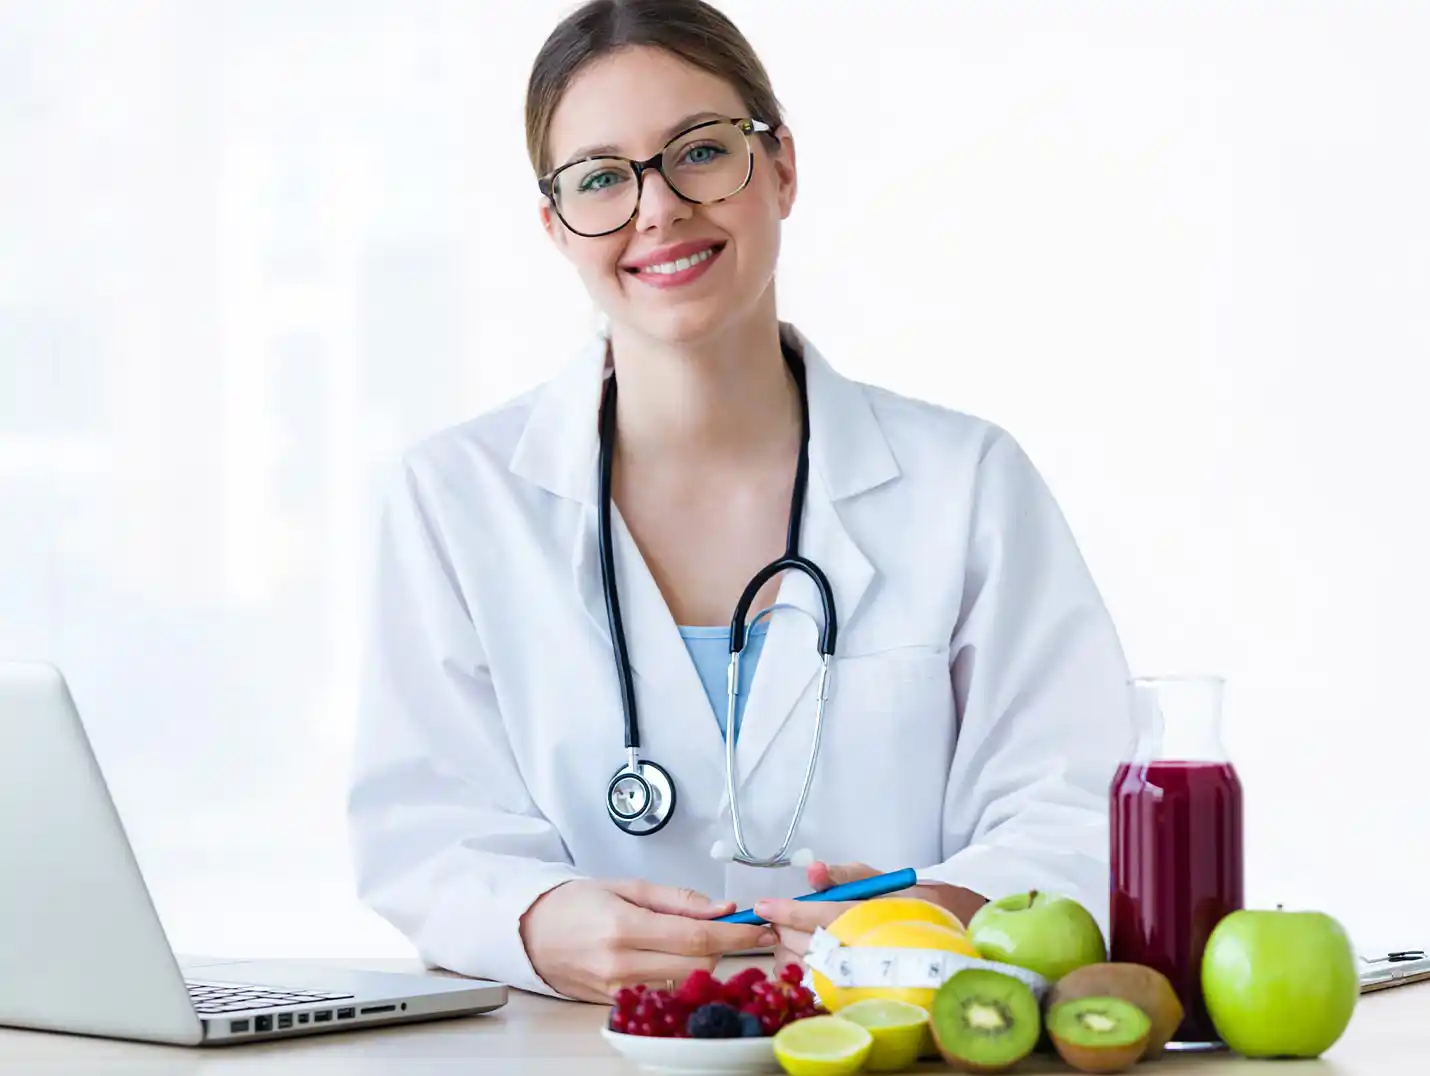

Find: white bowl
<box><xmin>599</xmin><ymin>1025</ymin><xmax>781</xmax><ymax>1074</ymax></box>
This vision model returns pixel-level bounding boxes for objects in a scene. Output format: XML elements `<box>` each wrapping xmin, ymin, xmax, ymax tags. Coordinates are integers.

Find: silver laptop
<box><xmin>0</xmin><ymin>660</ymin><xmax>507</xmax><ymax>1045</ymax></box>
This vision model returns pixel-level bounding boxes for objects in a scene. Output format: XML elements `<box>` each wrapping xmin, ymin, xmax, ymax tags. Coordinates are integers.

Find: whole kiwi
<box><xmin>1043</xmin><ymin>963</ymin><xmax>1184</xmax><ymax>1059</ymax></box>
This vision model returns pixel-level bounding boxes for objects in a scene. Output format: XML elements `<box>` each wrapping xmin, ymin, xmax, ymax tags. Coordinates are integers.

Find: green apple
<box><xmin>967</xmin><ymin>891</ymin><xmax>1107</xmax><ymax>983</ymax></box>
<box><xmin>1201</xmin><ymin>906</ymin><xmax>1358</xmax><ymax>1058</ymax></box>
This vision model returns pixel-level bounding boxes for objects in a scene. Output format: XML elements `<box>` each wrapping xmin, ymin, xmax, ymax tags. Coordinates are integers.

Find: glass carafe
<box><xmin>1110</xmin><ymin>675</ymin><xmax>1244</xmax><ymax>1049</ymax></box>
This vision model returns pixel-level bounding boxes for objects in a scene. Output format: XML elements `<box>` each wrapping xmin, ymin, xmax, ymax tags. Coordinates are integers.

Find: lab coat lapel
<box><xmin>569</xmin><ymin>494</ymin><xmax>729</xmax><ymax>776</ymax></box>
<box><xmin>728</xmin><ymin>329</ymin><xmax>900</xmax><ymax>792</ymax></box>
<box><xmin>510</xmin><ymin>332</ymin><xmax>728</xmax><ymax>777</ymax></box>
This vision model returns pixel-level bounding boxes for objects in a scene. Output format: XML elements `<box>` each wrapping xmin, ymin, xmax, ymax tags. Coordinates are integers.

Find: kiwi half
<box><xmin>1046</xmin><ymin>996</ymin><xmax>1151</xmax><ymax>1074</ymax></box>
<box><xmin>929</xmin><ymin>968</ymin><xmax>1040</xmax><ymax>1074</ymax></box>
<box><xmin>1044</xmin><ymin>962</ymin><xmax>1184</xmax><ymax>1059</ymax></box>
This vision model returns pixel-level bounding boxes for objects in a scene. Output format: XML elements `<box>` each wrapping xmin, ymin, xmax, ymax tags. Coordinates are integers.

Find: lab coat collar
<box><xmin>510</xmin><ymin>322</ymin><xmax>900</xmax><ymax>793</ymax></box>
<box><xmin>507</xmin><ymin>321</ymin><xmax>899</xmax><ymax>505</ymax></box>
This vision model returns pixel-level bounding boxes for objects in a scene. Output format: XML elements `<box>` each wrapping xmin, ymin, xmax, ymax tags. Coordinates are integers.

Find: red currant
<box><xmin>779</xmin><ymin>963</ymin><xmax>805</xmax><ymax>986</ymax></box>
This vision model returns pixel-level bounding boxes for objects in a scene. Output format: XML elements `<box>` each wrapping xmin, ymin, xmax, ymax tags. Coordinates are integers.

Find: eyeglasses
<box><xmin>538</xmin><ymin>117</ymin><xmax>774</xmax><ymax>238</ymax></box>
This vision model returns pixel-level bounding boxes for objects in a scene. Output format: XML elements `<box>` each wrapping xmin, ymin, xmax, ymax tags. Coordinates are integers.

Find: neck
<box><xmin>606</xmin><ymin>311</ymin><xmax>801</xmax><ymax>468</ymax></box>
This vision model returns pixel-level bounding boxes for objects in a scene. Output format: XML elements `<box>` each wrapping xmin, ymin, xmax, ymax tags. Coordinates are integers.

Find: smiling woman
<box><xmin>528</xmin><ymin>15</ymin><xmax>794</xmax><ymax>351</ymax></box>
<box><xmin>346</xmin><ymin>0</ymin><xmax>1133</xmax><ymax>1009</ymax></box>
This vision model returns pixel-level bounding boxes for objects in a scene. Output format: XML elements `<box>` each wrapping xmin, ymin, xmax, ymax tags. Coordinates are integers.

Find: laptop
<box><xmin>0</xmin><ymin>660</ymin><xmax>508</xmax><ymax>1046</ymax></box>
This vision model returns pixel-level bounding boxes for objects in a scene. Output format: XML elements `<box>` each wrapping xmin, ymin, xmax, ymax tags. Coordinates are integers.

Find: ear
<box><xmin>769</xmin><ymin>125</ymin><xmax>798</xmax><ymax>219</ymax></box>
<box><xmin>539</xmin><ymin>197</ymin><xmax>575</xmax><ymax>259</ymax></box>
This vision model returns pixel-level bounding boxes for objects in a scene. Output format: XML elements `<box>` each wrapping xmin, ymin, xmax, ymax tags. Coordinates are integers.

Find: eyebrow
<box><xmin>561</xmin><ymin>111</ymin><xmax>727</xmax><ymax>165</ymax></box>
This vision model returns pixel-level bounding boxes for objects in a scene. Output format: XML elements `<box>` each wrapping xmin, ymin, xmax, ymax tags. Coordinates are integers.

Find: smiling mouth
<box><xmin>622</xmin><ymin>243</ymin><xmax>725</xmax><ymax>276</ymax></box>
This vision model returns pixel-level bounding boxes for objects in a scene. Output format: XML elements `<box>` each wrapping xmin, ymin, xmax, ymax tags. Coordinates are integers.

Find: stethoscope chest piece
<box><xmin>606</xmin><ymin>756</ymin><xmax>676</xmax><ymax>835</ymax></box>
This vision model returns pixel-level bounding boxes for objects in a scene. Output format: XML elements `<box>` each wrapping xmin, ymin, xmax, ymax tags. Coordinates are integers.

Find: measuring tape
<box><xmin>802</xmin><ymin>927</ymin><xmax>1051</xmax><ymax>998</ymax></box>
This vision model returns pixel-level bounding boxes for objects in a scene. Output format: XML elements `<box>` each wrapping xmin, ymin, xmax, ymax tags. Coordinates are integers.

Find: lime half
<box><xmin>834</xmin><ymin>999</ymin><xmax>930</xmax><ymax>1073</ymax></box>
<box><xmin>773</xmin><ymin>1015</ymin><xmax>874</xmax><ymax>1076</ymax></box>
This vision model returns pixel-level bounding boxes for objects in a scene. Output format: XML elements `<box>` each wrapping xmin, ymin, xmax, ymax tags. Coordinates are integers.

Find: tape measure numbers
<box><xmin>802</xmin><ymin>927</ymin><xmax>1051</xmax><ymax>997</ymax></box>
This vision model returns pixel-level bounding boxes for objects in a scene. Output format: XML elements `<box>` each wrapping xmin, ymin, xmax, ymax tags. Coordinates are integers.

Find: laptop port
<box><xmin>360</xmin><ymin>1004</ymin><xmax>396</xmax><ymax>1015</ymax></box>
<box><xmin>255</xmin><ymin>1015</ymin><xmax>273</xmax><ymax>1033</ymax></box>
<box><xmin>277</xmin><ymin>1013</ymin><xmax>293</xmax><ymax>1029</ymax></box>
<box><xmin>336</xmin><ymin>1007</ymin><xmax>356</xmax><ymax>1020</ymax></box>
<box><xmin>314</xmin><ymin>1011</ymin><xmax>333</xmax><ymax>1022</ymax></box>
<box><xmin>298</xmin><ymin>1013</ymin><xmax>310</xmax><ymax>1024</ymax></box>
<box><xmin>229</xmin><ymin>1019</ymin><xmax>250</xmax><ymax>1033</ymax></box>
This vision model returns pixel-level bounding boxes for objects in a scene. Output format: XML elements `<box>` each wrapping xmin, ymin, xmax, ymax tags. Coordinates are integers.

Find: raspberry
<box><xmin>779</xmin><ymin>963</ymin><xmax>805</xmax><ymax>986</ymax></box>
<box><xmin>676</xmin><ymin>969</ymin><xmax>722</xmax><ymax>1007</ymax></box>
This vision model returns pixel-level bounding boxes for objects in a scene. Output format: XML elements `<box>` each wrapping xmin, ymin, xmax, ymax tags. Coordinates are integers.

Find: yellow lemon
<box><xmin>835</xmin><ymin>998</ymin><xmax>930</xmax><ymax>1073</ymax></box>
<box><xmin>773</xmin><ymin>1015</ymin><xmax>873</xmax><ymax>1076</ymax></box>
<box><xmin>826</xmin><ymin>898</ymin><xmax>967</xmax><ymax>943</ymax></box>
<box><xmin>811</xmin><ymin>899</ymin><xmax>966</xmax><ymax>1012</ymax></box>
<box><xmin>838</xmin><ymin>921</ymin><xmax>980</xmax><ymax>1014</ymax></box>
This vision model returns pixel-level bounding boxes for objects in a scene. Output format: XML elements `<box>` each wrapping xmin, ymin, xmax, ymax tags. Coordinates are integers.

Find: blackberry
<box><xmin>738</xmin><ymin>1010</ymin><xmax>764</xmax><ymax>1037</ymax></box>
<box><xmin>686</xmin><ymin>1002</ymin><xmax>743</xmax><ymax>1039</ymax></box>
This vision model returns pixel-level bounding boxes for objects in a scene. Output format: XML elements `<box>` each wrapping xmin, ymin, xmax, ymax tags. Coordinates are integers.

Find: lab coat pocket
<box><xmin>827</xmin><ymin>645</ymin><xmax>954</xmax><ymax>728</ymax></box>
<box><xmin>814</xmin><ymin>645</ymin><xmax>957</xmax><ymax>841</ymax></box>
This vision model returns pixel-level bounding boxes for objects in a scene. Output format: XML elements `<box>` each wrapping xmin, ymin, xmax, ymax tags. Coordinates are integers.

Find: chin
<box><xmin>620</xmin><ymin>303</ymin><xmax>737</xmax><ymax>347</ymax></box>
<box><xmin>608</xmin><ymin>284</ymin><xmax>772</xmax><ymax>350</ymax></box>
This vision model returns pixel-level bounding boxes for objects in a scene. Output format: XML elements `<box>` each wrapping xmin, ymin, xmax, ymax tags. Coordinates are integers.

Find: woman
<box><xmin>347</xmin><ymin>0</ymin><xmax>1134</xmax><ymax>1004</ymax></box>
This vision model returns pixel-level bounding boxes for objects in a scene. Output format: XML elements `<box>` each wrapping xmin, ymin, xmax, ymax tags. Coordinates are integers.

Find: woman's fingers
<box><xmin>609</xmin><ymin>878</ymin><xmax>737</xmax><ymax>918</ymax></box>
<box><xmin>612</xmin><ymin>901</ymin><xmax>776</xmax><ymax>957</ymax></box>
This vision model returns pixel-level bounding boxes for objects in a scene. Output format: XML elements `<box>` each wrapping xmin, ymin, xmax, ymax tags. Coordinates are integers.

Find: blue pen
<box><xmin>714</xmin><ymin>867</ymin><xmax>920</xmax><ymax>925</ymax></box>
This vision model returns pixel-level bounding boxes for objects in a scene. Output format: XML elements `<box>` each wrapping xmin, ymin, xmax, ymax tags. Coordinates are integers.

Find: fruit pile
<box><xmin>607</xmin><ymin>963</ymin><xmax>823</xmax><ymax>1039</ymax></box>
<box><xmin>784</xmin><ymin>889</ymin><xmax>1359</xmax><ymax>1075</ymax></box>
<box><xmin>604</xmin><ymin>889</ymin><xmax>1360</xmax><ymax>1075</ymax></box>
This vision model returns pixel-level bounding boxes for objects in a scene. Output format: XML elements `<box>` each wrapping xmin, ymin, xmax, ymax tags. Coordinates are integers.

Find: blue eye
<box><xmin>577</xmin><ymin>170</ymin><xmax>626</xmax><ymax>193</ymax></box>
<box><xmin>679</xmin><ymin>142</ymin><xmax>728</xmax><ymax>166</ymax></box>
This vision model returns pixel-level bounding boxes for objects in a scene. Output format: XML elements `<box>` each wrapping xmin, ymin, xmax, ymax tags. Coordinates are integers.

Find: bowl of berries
<box><xmin>600</xmin><ymin>963</ymin><xmax>823</xmax><ymax>1074</ymax></box>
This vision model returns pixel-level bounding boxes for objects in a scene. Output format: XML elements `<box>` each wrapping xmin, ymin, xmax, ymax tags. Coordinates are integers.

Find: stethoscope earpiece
<box><xmin>709</xmin><ymin>840</ymin><xmax>815</xmax><ymax>868</ymax></box>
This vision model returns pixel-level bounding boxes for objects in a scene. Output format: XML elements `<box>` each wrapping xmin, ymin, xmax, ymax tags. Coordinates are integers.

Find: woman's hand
<box><xmin>519</xmin><ymin>878</ymin><xmax>778</xmax><ymax>1002</ymax></box>
<box><xmin>754</xmin><ymin>862</ymin><xmax>990</xmax><ymax>970</ymax></box>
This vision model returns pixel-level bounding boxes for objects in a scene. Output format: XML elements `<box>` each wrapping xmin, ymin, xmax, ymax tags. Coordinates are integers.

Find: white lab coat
<box><xmin>346</xmin><ymin>323</ymin><xmax>1133</xmax><ymax>999</ymax></box>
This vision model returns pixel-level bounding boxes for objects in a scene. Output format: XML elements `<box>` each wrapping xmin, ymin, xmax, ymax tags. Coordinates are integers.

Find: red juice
<box><xmin>1110</xmin><ymin>760</ymin><xmax>1244</xmax><ymax>1045</ymax></box>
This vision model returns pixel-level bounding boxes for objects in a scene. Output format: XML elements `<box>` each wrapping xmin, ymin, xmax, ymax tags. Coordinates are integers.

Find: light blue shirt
<box><xmin>677</xmin><ymin>620</ymin><xmax>769</xmax><ymax>742</ymax></box>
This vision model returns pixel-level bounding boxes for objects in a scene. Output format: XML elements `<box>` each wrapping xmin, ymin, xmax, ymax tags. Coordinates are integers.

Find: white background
<box><xmin>2</xmin><ymin>0</ymin><xmax>1426</xmax><ymax>963</ymax></box>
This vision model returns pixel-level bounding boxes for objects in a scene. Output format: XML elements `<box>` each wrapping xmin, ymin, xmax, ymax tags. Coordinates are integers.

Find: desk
<box><xmin>0</xmin><ymin>956</ymin><xmax>1422</xmax><ymax>1074</ymax></box>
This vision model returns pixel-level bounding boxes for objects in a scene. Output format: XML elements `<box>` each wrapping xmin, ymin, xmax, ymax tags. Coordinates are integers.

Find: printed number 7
<box><xmin>880</xmin><ymin>959</ymin><xmax>893</xmax><ymax>980</ymax></box>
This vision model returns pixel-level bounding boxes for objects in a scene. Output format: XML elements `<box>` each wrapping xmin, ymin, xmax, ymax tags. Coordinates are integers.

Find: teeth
<box><xmin>640</xmin><ymin>247</ymin><xmax>716</xmax><ymax>274</ymax></box>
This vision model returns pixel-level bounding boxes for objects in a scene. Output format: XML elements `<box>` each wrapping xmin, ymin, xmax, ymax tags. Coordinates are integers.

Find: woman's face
<box><xmin>540</xmin><ymin>46</ymin><xmax>797</xmax><ymax>347</ymax></box>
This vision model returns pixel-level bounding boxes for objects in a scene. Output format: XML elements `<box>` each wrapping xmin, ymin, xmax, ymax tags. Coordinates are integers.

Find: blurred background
<box><xmin>1</xmin><ymin>0</ymin><xmax>1426</xmax><ymax>961</ymax></box>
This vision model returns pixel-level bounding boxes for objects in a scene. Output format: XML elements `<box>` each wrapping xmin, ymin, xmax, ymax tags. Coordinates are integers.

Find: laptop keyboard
<box><xmin>185</xmin><ymin>979</ymin><xmax>355</xmax><ymax>1015</ymax></box>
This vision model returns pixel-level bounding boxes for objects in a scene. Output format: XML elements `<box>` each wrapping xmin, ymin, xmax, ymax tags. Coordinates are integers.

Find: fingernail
<box><xmin>759</xmin><ymin>930</ymin><xmax>778</xmax><ymax>946</ymax></box>
<box><xmin>754</xmin><ymin>900</ymin><xmax>772</xmax><ymax>916</ymax></box>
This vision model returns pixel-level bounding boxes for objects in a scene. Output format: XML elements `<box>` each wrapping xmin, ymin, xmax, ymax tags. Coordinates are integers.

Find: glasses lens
<box><xmin>662</xmin><ymin>122</ymin><xmax>751</xmax><ymax>203</ymax></box>
<box><xmin>551</xmin><ymin>157</ymin><xmax>639</xmax><ymax>235</ymax></box>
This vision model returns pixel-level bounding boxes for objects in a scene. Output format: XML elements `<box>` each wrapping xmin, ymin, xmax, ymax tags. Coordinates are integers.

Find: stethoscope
<box><xmin>598</xmin><ymin>341</ymin><xmax>838</xmax><ymax>868</ymax></box>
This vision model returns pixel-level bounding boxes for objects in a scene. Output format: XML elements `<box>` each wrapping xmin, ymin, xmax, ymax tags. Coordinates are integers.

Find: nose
<box><xmin>633</xmin><ymin>168</ymin><xmax>692</xmax><ymax>232</ymax></box>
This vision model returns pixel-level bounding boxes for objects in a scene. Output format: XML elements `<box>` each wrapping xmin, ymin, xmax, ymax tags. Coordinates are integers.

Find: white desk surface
<box><xmin>0</xmin><ymin>954</ymin><xmax>1422</xmax><ymax>1074</ymax></box>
